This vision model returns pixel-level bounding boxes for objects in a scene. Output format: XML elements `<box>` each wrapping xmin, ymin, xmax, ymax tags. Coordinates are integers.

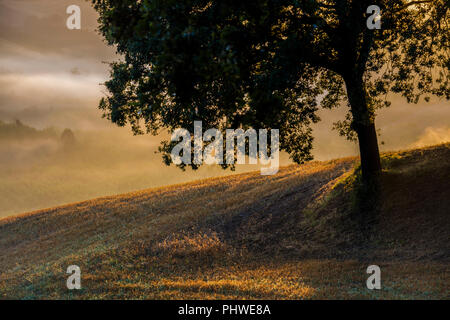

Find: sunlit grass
<box><xmin>0</xmin><ymin>143</ymin><xmax>448</xmax><ymax>299</ymax></box>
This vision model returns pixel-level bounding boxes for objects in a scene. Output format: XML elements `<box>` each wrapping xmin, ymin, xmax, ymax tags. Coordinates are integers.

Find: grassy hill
<box><xmin>0</xmin><ymin>122</ymin><xmax>262</xmax><ymax>217</ymax></box>
<box><xmin>0</xmin><ymin>144</ymin><xmax>448</xmax><ymax>299</ymax></box>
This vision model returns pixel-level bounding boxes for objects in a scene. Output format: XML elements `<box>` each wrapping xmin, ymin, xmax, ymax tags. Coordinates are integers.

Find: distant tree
<box><xmin>0</xmin><ymin>120</ymin><xmax>58</xmax><ymax>141</ymax></box>
<box><xmin>0</xmin><ymin>119</ymin><xmax>35</xmax><ymax>140</ymax></box>
<box><xmin>91</xmin><ymin>0</ymin><xmax>448</xmax><ymax>182</ymax></box>
<box><xmin>61</xmin><ymin>128</ymin><xmax>76</xmax><ymax>149</ymax></box>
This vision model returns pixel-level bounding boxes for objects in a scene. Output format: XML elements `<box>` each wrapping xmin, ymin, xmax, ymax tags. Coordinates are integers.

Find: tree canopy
<box><xmin>91</xmin><ymin>0</ymin><xmax>449</xmax><ymax>179</ymax></box>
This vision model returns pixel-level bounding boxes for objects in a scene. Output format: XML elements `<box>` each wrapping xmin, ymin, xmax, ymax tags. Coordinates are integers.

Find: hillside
<box><xmin>0</xmin><ymin>121</ymin><xmax>262</xmax><ymax>217</ymax></box>
<box><xmin>0</xmin><ymin>144</ymin><xmax>449</xmax><ymax>299</ymax></box>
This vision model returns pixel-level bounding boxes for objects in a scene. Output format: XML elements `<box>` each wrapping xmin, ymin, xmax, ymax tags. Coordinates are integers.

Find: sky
<box><xmin>0</xmin><ymin>0</ymin><xmax>449</xmax><ymax>159</ymax></box>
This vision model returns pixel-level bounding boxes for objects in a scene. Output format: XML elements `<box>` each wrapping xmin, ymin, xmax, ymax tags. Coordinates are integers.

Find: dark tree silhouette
<box><xmin>91</xmin><ymin>0</ymin><xmax>448</xmax><ymax>182</ymax></box>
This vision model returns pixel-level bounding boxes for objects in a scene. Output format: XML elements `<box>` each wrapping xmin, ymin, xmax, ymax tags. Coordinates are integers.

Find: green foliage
<box><xmin>91</xmin><ymin>0</ymin><xmax>449</xmax><ymax>169</ymax></box>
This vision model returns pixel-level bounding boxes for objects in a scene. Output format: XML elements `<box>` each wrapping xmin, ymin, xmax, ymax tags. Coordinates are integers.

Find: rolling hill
<box><xmin>0</xmin><ymin>144</ymin><xmax>449</xmax><ymax>299</ymax></box>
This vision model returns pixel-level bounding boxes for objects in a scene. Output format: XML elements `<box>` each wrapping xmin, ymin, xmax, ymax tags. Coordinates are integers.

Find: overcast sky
<box><xmin>0</xmin><ymin>0</ymin><xmax>449</xmax><ymax>159</ymax></box>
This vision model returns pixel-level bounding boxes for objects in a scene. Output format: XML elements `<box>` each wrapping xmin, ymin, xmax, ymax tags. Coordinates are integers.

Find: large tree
<box><xmin>91</xmin><ymin>0</ymin><xmax>449</xmax><ymax>181</ymax></box>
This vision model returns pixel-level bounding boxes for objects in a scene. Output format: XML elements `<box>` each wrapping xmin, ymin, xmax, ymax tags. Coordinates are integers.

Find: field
<box><xmin>0</xmin><ymin>121</ymin><xmax>264</xmax><ymax>217</ymax></box>
<box><xmin>0</xmin><ymin>144</ymin><xmax>449</xmax><ymax>299</ymax></box>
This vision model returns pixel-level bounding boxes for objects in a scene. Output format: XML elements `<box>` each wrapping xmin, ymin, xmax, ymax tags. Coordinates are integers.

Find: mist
<box><xmin>0</xmin><ymin>0</ymin><xmax>448</xmax><ymax>217</ymax></box>
<box><xmin>0</xmin><ymin>120</ymin><xmax>285</xmax><ymax>217</ymax></box>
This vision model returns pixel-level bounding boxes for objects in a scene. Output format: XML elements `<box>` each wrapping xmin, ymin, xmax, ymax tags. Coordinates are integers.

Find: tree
<box><xmin>91</xmin><ymin>0</ymin><xmax>448</xmax><ymax>182</ymax></box>
<box><xmin>61</xmin><ymin>128</ymin><xmax>76</xmax><ymax>150</ymax></box>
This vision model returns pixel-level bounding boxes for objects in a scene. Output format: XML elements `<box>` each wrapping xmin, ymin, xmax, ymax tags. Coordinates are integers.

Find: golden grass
<box><xmin>0</xmin><ymin>144</ymin><xmax>449</xmax><ymax>299</ymax></box>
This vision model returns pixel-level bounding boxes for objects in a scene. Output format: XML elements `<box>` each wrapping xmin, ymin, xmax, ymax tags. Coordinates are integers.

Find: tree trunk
<box><xmin>354</xmin><ymin>121</ymin><xmax>382</xmax><ymax>180</ymax></box>
<box><xmin>345</xmin><ymin>78</ymin><xmax>382</xmax><ymax>182</ymax></box>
